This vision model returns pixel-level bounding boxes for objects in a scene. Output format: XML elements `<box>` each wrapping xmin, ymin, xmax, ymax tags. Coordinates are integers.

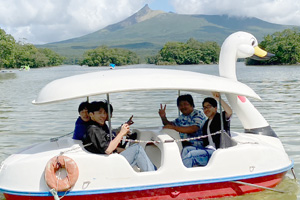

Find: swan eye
<box><xmin>250</xmin><ymin>37</ymin><xmax>257</xmax><ymax>46</ymax></box>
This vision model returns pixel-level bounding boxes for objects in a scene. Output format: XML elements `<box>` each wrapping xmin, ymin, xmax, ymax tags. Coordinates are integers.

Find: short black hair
<box><xmin>78</xmin><ymin>101</ymin><xmax>90</xmax><ymax>113</ymax></box>
<box><xmin>177</xmin><ymin>94</ymin><xmax>195</xmax><ymax>107</ymax></box>
<box><xmin>202</xmin><ymin>97</ymin><xmax>217</xmax><ymax>108</ymax></box>
<box><xmin>88</xmin><ymin>101</ymin><xmax>113</xmax><ymax>115</ymax></box>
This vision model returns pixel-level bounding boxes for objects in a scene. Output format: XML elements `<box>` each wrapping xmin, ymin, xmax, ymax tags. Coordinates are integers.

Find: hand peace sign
<box><xmin>158</xmin><ymin>104</ymin><xmax>167</xmax><ymax>118</ymax></box>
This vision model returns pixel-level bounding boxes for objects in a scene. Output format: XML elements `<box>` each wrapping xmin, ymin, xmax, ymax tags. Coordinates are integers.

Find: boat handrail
<box><xmin>50</xmin><ymin>131</ymin><xmax>73</xmax><ymax>142</ymax></box>
<box><xmin>123</xmin><ymin>131</ymin><xmax>224</xmax><ymax>144</ymax></box>
<box><xmin>50</xmin><ymin>130</ymin><xmax>224</xmax><ymax>144</ymax></box>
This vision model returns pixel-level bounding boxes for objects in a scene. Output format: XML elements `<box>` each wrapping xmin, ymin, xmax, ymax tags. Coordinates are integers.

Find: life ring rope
<box><xmin>55</xmin><ymin>157</ymin><xmax>71</xmax><ymax>192</ymax></box>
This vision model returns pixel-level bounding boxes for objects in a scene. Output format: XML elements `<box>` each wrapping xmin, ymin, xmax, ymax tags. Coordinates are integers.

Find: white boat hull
<box><xmin>0</xmin><ymin>128</ymin><xmax>292</xmax><ymax>199</ymax></box>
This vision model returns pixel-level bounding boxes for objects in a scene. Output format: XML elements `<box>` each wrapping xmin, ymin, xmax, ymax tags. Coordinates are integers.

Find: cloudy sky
<box><xmin>1</xmin><ymin>0</ymin><xmax>300</xmax><ymax>44</ymax></box>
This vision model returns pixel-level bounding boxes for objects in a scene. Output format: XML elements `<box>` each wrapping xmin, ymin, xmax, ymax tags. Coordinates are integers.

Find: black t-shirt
<box><xmin>82</xmin><ymin>121</ymin><xmax>114</xmax><ymax>154</ymax></box>
<box><xmin>202</xmin><ymin>112</ymin><xmax>230</xmax><ymax>149</ymax></box>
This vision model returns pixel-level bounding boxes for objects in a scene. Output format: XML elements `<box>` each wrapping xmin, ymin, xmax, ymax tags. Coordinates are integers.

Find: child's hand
<box><xmin>212</xmin><ymin>92</ymin><xmax>220</xmax><ymax>101</ymax></box>
<box><xmin>120</xmin><ymin>123</ymin><xmax>130</xmax><ymax>136</ymax></box>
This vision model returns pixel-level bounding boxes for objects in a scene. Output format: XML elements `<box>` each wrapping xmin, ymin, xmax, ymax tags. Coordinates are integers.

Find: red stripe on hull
<box><xmin>4</xmin><ymin>172</ymin><xmax>286</xmax><ymax>200</ymax></box>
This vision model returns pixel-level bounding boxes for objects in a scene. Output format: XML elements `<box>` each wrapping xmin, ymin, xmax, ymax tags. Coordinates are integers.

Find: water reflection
<box><xmin>0</xmin><ymin>72</ymin><xmax>16</xmax><ymax>82</ymax></box>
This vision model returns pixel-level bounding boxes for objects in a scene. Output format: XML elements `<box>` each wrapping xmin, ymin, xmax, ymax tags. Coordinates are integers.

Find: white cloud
<box><xmin>172</xmin><ymin>0</ymin><xmax>300</xmax><ymax>26</ymax></box>
<box><xmin>1</xmin><ymin>0</ymin><xmax>300</xmax><ymax>44</ymax></box>
<box><xmin>0</xmin><ymin>0</ymin><xmax>147</xmax><ymax>44</ymax></box>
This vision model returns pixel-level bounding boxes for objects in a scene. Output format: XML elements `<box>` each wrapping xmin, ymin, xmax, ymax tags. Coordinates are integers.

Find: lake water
<box><xmin>0</xmin><ymin>63</ymin><xmax>300</xmax><ymax>199</ymax></box>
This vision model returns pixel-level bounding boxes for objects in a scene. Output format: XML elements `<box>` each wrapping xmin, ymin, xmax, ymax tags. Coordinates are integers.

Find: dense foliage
<box><xmin>246</xmin><ymin>28</ymin><xmax>300</xmax><ymax>65</ymax></box>
<box><xmin>3</xmin><ymin>26</ymin><xmax>300</xmax><ymax>68</ymax></box>
<box><xmin>0</xmin><ymin>29</ymin><xmax>15</xmax><ymax>68</ymax></box>
<box><xmin>147</xmin><ymin>38</ymin><xmax>220</xmax><ymax>65</ymax></box>
<box><xmin>79</xmin><ymin>46</ymin><xmax>140</xmax><ymax>66</ymax></box>
<box><xmin>0</xmin><ymin>28</ymin><xmax>64</xmax><ymax>68</ymax></box>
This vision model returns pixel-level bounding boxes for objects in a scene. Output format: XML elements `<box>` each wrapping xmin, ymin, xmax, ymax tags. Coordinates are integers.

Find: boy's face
<box><xmin>90</xmin><ymin>108</ymin><xmax>107</xmax><ymax>125</ymax></box>
<box><xmin>79</xmin><ymin>108</ymin><xmax>90</xmax><ymax>122</ymax></box>
<box><xmin>178</xmin><ymin>101</ymin><xmax>194</xmax><ymax>116</ymax></box>
<box><xmin>203</xmin><ymin>102</ymin><xmax>217</xmax><ymax>119</ymax></box>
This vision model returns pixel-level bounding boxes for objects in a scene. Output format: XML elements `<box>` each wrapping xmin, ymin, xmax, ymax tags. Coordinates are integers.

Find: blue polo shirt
<box><xmin>173</xmin><ymin>109</ymin><xmax>207</xmax><ymax>147</ymax></box>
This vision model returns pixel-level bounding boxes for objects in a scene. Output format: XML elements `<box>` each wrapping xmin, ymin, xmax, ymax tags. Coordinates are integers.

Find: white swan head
<box><xmin>219</xmin><ymin>31</ymin><xmax>273</xmax><ymax>80</ymax></box>
<box><xmin>219</xmin><ymin>32</ymin><xmax>277</xmax><ymax>133</ymax></box>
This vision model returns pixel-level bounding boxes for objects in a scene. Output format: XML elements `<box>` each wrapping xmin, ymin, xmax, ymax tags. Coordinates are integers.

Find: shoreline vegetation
<box><xmin>0</xmin><ymin>29</ymin><xmax>64</xmax><ymax>69</ymax></box>
<box><xmin>1</xmin><ymin>28</ymin><xmax>300</xmax><ymax>69</ymax></box>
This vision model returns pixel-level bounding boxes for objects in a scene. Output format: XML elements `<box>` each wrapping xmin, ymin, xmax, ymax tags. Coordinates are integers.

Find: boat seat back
<box><xmin>131</xmin><ymin>128</ymin><xmax>183</xmax><ymax>169</ymax></box>
<box><xmin>132</xmin><ymin>128</ymin><xmax>162</xmax><ymax>168</ymax></box>
<box><xmin>145</xmin><ymin>144</ymin><xmax>161</xmax><ymax>168</ymax></box>
<box><xmin>161</xmin><ymin>129</ymin><xmax>183</xmax><ymax>153</ymax></box>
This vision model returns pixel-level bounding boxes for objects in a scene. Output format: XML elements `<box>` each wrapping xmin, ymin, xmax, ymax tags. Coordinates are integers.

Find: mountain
<box><xmin>38</xmin><ymin>4</ymin><xmax>296</xmax><ymax>63</ymax></box>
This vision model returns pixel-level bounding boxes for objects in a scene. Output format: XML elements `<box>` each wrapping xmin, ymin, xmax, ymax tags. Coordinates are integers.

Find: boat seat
<box><xmin>145</xmin><ymin>143</ymin><xmax>161</xmax><ymax>168</ymax></box>
<box><xmin>161</xmin><ymin>129</ymin><xmax>183</xmax><ymax>153</ymax></box>
<box><xmin>133</xmin><ymin>128</ymin><xmax>183</xmax><ymax>170</ymax></box>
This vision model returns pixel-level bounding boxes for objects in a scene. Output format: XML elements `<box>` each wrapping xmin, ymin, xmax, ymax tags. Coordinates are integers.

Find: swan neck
<box><xmin>219</xmin><ymin>46</ymin><xmax>238</xmax><ymax>80</ymax></box>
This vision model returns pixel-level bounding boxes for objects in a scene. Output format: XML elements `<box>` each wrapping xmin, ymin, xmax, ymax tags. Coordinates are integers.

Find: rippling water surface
<box><xmin>0</xmin><ymin>64</ymin><xmax>299</xmax><ymax>199</ymax></box>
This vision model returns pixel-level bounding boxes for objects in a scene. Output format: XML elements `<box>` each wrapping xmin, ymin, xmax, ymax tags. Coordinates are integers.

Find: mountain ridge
<box><xmin>38</xmin><ymin>4</ymin><xmax>296</xmax><ymax>63</ymax></box>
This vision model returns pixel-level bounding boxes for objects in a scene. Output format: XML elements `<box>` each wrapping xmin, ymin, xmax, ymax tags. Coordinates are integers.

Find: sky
<box><xmin>0</xmin><ymin>0</ymin><xmax>300</xmax><ymax>44</ymax></box>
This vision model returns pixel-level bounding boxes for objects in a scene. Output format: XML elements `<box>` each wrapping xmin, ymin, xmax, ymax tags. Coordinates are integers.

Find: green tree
<box><xmin>159</xmin><ymin>42</ymin><xmax>186</xmax><ymax>64</ymax></box>
<box><xmin>199</xmin><ymin>41</ymin><xmax>220</xmax><ymax>64</ymax></box>
<box><xmin>80</xmin><ymin>46</ymin><xmax>139</xmax><ymax>66</ymax></box>
<box><xmin>14</xmin><ymin>43</ymin><xmax>40</xmax><ymax>67</ymax></box>
<box><xmin>153</xmin><ymin>38</ymin><xmax>220</xmax><ymax>65</ymax></box>
<box><xmin>39</xmin><ymin>48</ymin><xmax>65</xmax><ymax>66</ymax></box>
<box><xmin>0</xmin><ymin>28</ymin><xmax>64</xmax><ymax>68</ymax></box>
<box><xmin>0</xmin><ymin>29</ymin><xmax>16</xmax><ymax>68</ymax></box>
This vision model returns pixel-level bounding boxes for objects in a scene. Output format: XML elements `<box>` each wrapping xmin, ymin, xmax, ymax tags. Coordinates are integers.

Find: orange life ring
<box><xmin>44</xmin><ymin>155</ymin><xmax>79</xmax><ymax>191</ymax></box>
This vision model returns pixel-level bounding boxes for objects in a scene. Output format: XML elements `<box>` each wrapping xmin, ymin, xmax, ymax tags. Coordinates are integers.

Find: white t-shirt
<box><xmin>206</xmin><ymin>119</ymin><xmax>216</xmax><ymax>150</ymax></box>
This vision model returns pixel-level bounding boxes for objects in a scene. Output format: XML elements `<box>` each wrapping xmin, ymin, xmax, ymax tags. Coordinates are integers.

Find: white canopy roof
<box><xmin>32</xmin><ymin>68</ymin><xmax>260</xmax><ymax>104</ymax></box>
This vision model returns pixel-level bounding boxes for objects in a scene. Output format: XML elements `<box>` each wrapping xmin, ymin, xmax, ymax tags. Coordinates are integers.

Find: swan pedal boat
<box><xmin>0</xmin><ymin>32</ymin><xmax>293</xmax><ymax>200</ymax></box>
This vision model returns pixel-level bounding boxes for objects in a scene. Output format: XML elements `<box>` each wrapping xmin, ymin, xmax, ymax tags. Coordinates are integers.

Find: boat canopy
<box><xmin>32</xmin><ymin>68</ymin><xmax>261</xmax><ymax>104</ymax></box>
